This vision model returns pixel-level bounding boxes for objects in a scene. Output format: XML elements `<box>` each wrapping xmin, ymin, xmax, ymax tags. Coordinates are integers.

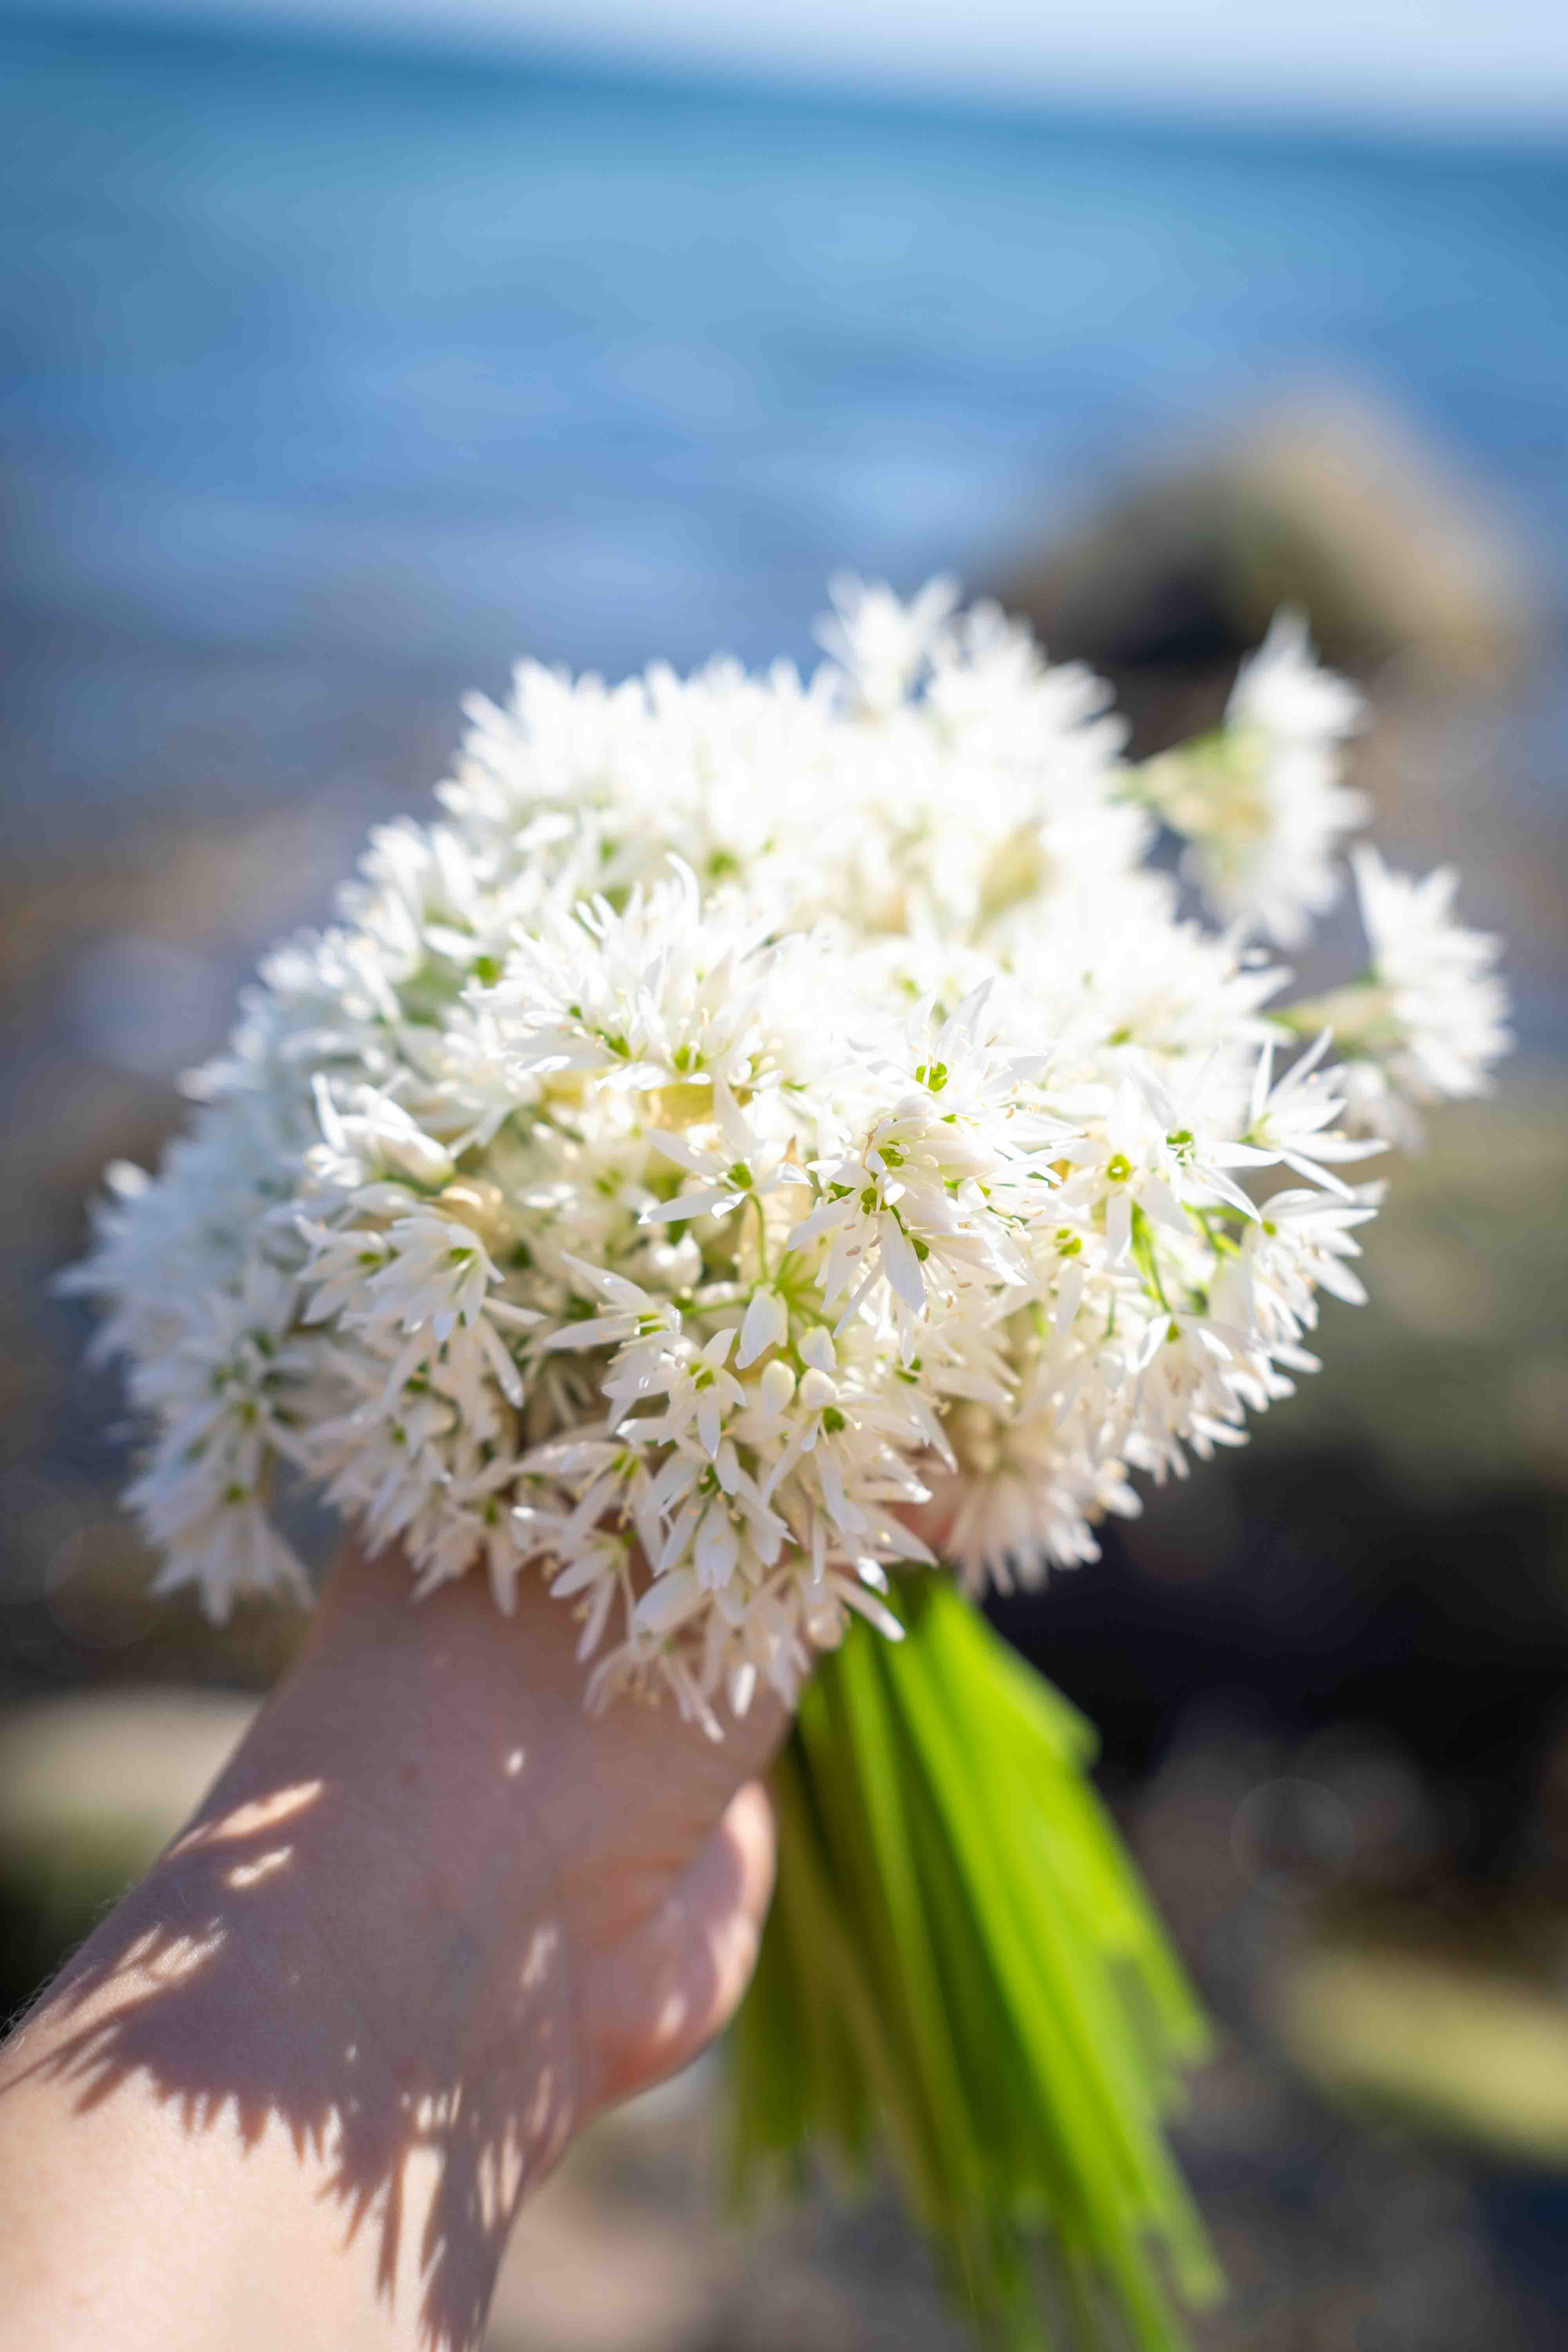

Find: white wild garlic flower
<box><xmin>65</xmin><ymin>582</ymin><xmax>1509</xmax><ymax>1726</ymax></box>
<box><xmin>1136</xmin><ymin>608</ymin><xmax>1369</xmax><ymax>947</ymax></box>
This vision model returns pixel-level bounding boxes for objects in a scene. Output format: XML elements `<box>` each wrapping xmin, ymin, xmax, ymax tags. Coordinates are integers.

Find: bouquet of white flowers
<box><xmin>70</xmin><ymin>579</ymin><xmax>1508</xmax><ymax>2348</ymax></box>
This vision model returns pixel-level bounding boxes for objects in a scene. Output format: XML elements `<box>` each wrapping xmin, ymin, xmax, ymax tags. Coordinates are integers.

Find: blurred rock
<box><xmin>1274</xmin><ymin>1913</ymin><xmax>1568</xmax><ymax>2166</ymax></box>
<box><xmin>997</xmin><ymin>383</ymin><xmax>1539</xmax><ymax>716</ymax></box>
<box><xmin>1254</xmin><ymin>1072</ymin><xmax>1568</xmax><ymax>1496</ymax></box>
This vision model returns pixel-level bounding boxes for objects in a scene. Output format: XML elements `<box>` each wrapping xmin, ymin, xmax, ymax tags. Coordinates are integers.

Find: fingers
<box><xmin>693</xmin><ymin>1780</ymin><xmax>779</xmax><ymax>2009</ymax></box>
<box><xmin>653</xmin><ymin>1777</ymin><xmax>779</xmax><ymax>2086</ymax></box>
<box><xmin>579</xmin><ymin>1778</ymin><xmax>777</xmax><ymax>2111</ymax></box>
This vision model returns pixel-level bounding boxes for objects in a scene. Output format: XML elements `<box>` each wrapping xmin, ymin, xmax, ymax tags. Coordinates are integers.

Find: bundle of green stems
<box><xmin>729</xmin><ymin>1577</ymin><xmax>1220</xmax><ymax>2351</ymax></box>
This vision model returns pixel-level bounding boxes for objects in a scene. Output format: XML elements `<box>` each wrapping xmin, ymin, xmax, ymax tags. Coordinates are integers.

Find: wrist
<box><xmin>2</xmin><ymin>1565</ymin><xmax>588</xmax><ymax>2352</ymax></box>
<box><xmin>1</xmin><ymin>1543</ymin><xmax>782</xmax><ymax>2352</ymax></box>
<box><xmin>170</xmin><ymin>1558</ymin><xmax>587</xmax><ymax>2124</ymax></box>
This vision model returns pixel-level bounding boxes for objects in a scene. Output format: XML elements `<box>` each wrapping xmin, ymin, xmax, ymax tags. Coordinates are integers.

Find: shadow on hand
<box><xmin>4</xmin><ymin>1736</ymin><xmax>763</xmax><ymax>2351</ymax></box>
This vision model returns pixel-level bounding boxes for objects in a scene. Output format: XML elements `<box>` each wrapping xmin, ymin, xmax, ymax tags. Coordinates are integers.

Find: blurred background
<box><xmin>2</xmin><ymin>1</ymin><xmax>1567</xmax><ymax>2344</ymax></box>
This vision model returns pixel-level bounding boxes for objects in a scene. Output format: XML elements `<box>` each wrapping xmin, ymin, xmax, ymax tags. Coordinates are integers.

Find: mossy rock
<box><xmin>1275</xmin><ymin>1920</ymin><xmax>1568</xmax><ymax>2165</ymax></box>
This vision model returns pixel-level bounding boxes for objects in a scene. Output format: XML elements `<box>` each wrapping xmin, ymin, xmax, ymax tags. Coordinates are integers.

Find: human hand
<box><xmin>0</xmin><ymin>1481</ymin><xmax>962</xmax><ymax>2352</ymax></box>
<box><xmin>0</xmin><ymin>1540</ymin><xmax>786</xmax><ymax>2352</ymax></box>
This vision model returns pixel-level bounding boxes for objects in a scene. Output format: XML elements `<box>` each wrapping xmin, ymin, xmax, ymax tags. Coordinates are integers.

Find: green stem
<box><xmin>749</xmin><ymin>1189</ymin><xmax>771</xmax><ymax>1281</ymax></box>
<box><xmin>727</xmin><ymin>1576</ymin><xmax>1220</xmax><ymax>2352</ymax></box>
<box><xmin>1129</xmin><ymin>1205</ymin><xmax>1174</xmax><ymax>1319</ymax></box>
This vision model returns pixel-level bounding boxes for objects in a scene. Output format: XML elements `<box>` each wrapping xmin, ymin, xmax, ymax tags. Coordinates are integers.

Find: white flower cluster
<box><xmin>69</xmin><ymin>581</ymin><xmax>1510</xmax><ymax>1725</ymax></box>
<box><xmin>1136</xmin><ymin>610</ymin><xmax>1369</xmax><ymax>947</ymax></box>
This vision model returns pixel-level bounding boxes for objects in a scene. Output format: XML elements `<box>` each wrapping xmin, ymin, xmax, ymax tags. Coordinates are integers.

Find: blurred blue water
<box><xmin>2</xmin><ymin>9</ymin><xmax>1567</xmax><ymax>844</ymax></box>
